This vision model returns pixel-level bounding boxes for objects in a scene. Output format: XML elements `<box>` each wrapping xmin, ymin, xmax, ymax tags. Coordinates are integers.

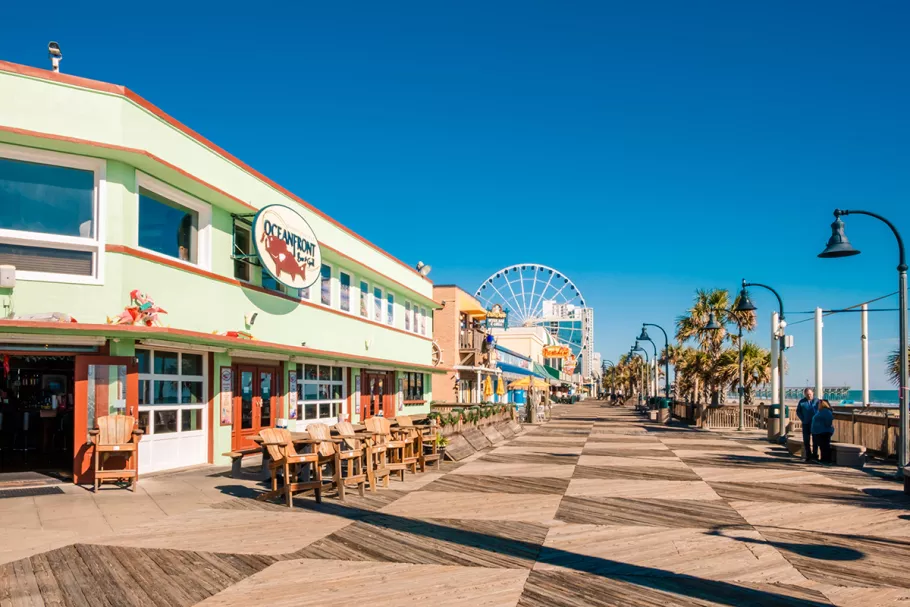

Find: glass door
<box><xmin>73</xmin><ymin>356</ymin><xmax>138</xmax><ymax>484</ymax></box>
<box><xmin>232</xmin><ymin>365</ymin><xmax>277</xmax><ymax>450</ymax></box>
<box><xmin>360</xmin><ymin>372</ymin><xmax>390</xmax><ymax>419</ymax></box>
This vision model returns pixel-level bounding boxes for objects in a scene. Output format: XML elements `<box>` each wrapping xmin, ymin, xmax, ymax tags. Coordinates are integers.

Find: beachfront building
<box><xmin>0</xmin><ymin>60</ymin><xmax>438</xmax><ymax>483</ymax></box>
<box><xmin>431</xmin><ymin>285</ymin><xmax>499</xmax><ymax>404</ymax></box>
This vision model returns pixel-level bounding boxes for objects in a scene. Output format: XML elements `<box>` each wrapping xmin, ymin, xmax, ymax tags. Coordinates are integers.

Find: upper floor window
<box><xmin>139</xmin><ymin>188</ymin><xmax>197</xmax><ymax>263</ymax></box>
<box><xmin>136</xmin><ymin>173</ymin><xmax>211</xmax><ymax>269</ymax></box>
<box><xmin>340</xmin><ymin>272</ymin><xmax>351</xmax><ymax>312</ymax></box>
<box><xmin>373</xmin><ymin>287</ymin><xmax>383</xmax><ymax>323</ymax></box>
<box><xmin>359</xmin><ymin>280</ymin><xmax>369</xmax><ymax>317</ymax></box>
<box><xmin>420</xmin><ymin>307</ymin><xmax>427</xmax><ymax>335</ymax></box>
<box><xmin>387</xmin><ymin>293</ymin><xmax>394</xmax><ymax>325</ymax></box>
<box><xmin>233</xmin><ymin>220</ymin><xmax>252</xmax><ymax>282</ymax></box>
<box><xmin>320</xmin><ymin>263</ymin><xmax>332</xmax><ymax>306</ymax></box>
<box><xmin>404</xmin><ymin>301</ymin><xmax>411</xmax><ymax>331</ymax></box>
<box><xmin>0</xmin><ymin>144</ymin><xmax>104</xmax><ymax>283</ymax></box>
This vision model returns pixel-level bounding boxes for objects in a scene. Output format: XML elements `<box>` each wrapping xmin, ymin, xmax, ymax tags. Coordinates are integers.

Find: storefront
<box><xmin>0</xmin><ymin>60</ymin><xmax>439</xmax><ymax>484</ymax></box>
<box><xmin>494</xmin><ymin>345</ymin><xmax>544</xmax><ymax>405</ymax></box>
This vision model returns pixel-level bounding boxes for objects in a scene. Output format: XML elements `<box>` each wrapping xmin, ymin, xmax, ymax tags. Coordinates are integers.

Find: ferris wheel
<box><xmin>475</xmin><ymin>264</ymin><xmax>588</xmax><ymax>355</ymax></box>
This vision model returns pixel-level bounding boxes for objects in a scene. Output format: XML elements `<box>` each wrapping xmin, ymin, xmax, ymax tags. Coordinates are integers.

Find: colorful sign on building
<box><xmin>253</xmin><ymin>204</ymin><xmax>321</xmax><ymax>289</ymax></box>
<box><xmin>486</xmin><ymin>304</ymin><xmax>508</xmax><ymax>330</ymax></box>
<box><xmin>542</xmin><ymin>345</ymin><xmax>571</xmax><ymax>359</ymax></box>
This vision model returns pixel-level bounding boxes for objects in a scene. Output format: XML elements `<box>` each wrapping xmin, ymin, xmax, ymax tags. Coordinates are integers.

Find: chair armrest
<box><xmin>132</xmin><ymin>428</ymin><xmax>144</xmax><ymax>437</ymax></box>
<box><xmin>88</xmin><ymin>428</ymin><xmax>99</xmax><ymax>436</ymax></box>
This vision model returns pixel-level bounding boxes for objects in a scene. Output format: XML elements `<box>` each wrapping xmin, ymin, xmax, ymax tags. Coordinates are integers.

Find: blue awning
<box><xmin>497</xmin><ymin>362</ymin><xmax>545</xmax><ymax>379</ymax></box>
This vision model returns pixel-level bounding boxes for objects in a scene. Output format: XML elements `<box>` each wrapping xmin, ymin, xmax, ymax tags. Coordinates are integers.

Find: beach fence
<box><xmin>670</xmin><ymin>402</ymin><xmax>900</xmax><ymax>458</ymax></box>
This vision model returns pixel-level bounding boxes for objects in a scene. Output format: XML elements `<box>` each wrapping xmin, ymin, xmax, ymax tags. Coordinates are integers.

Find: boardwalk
<box><xmin>2</xmin><ymin>401</ymin><xmax>909</xmax><ymax>606</ymax></box>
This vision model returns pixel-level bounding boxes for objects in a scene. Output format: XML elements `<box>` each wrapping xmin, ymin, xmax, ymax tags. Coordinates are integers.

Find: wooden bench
<box><xmin>831</xmin><ymin>442</ymin><xmax>866</xmax><ymax>468</ymax></box>
<box><xmin>222</xmin><ymin>447</ymin><xmax>263</xmax><ymax>478</ymax></box>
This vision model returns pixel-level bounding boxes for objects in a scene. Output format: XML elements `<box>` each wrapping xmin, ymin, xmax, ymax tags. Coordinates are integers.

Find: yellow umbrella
<box><xmin>483</xmin><ymin>375</ymin><xmax>494</xmax><ymax>397</ymax></box>
<box><xmin>496</xmin><ymin>376</ymin><xmax>506</xmax><ymax>396</ymax></box>
<box><xmin>508</xmin><ymin>376</ymin><xmax>549</xmax><ymax>390</ymax></box>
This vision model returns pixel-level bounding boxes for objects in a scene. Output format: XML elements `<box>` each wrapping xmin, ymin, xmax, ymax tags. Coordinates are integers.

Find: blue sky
<box><xmin>3</xmin><ymin>1</ymin><xmax>908</xmax><ymax>389</ymax></box>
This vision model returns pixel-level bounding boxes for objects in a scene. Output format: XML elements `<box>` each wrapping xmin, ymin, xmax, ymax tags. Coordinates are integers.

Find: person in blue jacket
<box><xmin>811</xmin><ymin>399</ymin><xmax>836</xmax><ymax>463</ymax></box>
<box><xmin>796</xmin><ymin>388</ymin><xmax>819</xmax><ymax>461</ymax></box>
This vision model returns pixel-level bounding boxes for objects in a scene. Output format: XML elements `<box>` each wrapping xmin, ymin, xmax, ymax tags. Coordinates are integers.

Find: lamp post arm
<box><xmin>836</xmin><ymin>209</ymin><xmax>907</xmax><ymax>271</ymax></box>
<box><xmin>743</xmin><ymin>280</ymin><xmax>785</xmax><ymax>321</ymax></box>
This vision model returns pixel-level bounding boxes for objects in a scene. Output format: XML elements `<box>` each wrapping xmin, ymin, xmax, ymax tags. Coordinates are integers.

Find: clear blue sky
<box><xmin>3</xmin><ymin>1</ymin><xmax>908</xmax><ymax>389</ymax></box>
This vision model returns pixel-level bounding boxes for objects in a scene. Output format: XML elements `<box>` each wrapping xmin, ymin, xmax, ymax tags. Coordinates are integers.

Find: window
<box><xmin>387</xmin><ymin>293</ymin><xmax>394</xmax><ymax>325</ymax></box>
<box><xmin>138</xmin><ymin>188</ymin><xmax>198</xmax><ymax>263</ymax></box>
<box><xmin>340</xmin><ymin>272</ymin><xmax>351</xmax><ymax>312</ymax></box>
<box><xmin>412</xmin><ymin>304</ymin><xmax>418</xmax><ymax>334</ymax></box>
<box><xmin>299</xmin><ymin>286</ymin><xmax>310</xmax><ymax>300</ymax></box>
<box><xmin>262</xmin><ymin>272</ymin><xmax>284</xmax><ymax>294</ymax></box>
<box><xmin>296</xmin><ymin>363</ymin><xmax>346</xmax><ymax>421</ymax></box>
<box><xmin>405</xmin><ymin>302</ymin><xmax>411</xmax><ymax>331</ymax></box>
<box><xmin>373</xmin><ymin>287</ymin><xmax>383</xmax><ymax>323</ymax></box>
<box><xmin>233</xmin><ymin>221</ymin><xmax>251</xmax><ymax>282</ymax></box>
<box><xmin>320</xmin><ymin>263</ymin><xmax>332</xmax><ymax>306</ymax></box>
<box><xmin>136</xmin><ymin>173</ymin><xmax>211</xmax><ymax>269</ymax></box>
<box><xmin>0</xmin><ymin>144</ymin><xmax>104</xmax><ymax>283</ymax></box>
<box><xmin>360</xmin><ymin>281</ymin><xmax>369</xmax><ymax>317</ymax></box>
<box><xmin>402</xmin><ymin>372</ymin><xmax>425</xmax><ymax>402</ymax></box>
<box><xmin>420</xmin><ymin>307</ymin><xmax>427</xmax><ymax>335</ymax></box>
<box><xmin>136</xmin><ymin>348</ymin><xmax>206</xmax><ymax>438</ymax></box>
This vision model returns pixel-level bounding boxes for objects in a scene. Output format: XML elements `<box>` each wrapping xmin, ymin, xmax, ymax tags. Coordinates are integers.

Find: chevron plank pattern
<box><xmin>2</xmin><ymin>400</ymin><xmax>909</xmax><ymax>606</ymax></box>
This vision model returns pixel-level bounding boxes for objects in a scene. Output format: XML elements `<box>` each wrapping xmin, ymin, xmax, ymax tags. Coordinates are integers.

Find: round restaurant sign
<box><xmin>252</xmin><ymin>204</ymin><xmax>321</xmax><ymax>290</ymax></box>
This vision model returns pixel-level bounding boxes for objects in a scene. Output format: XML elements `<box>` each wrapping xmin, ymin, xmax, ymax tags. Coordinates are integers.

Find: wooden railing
<box><xmin>459</xmin><ymin>328</ymin><xmax>484</xmax><ymax>351</ymax></box>
<box><xmin>667</xmin><ymin>401</ymin><xmax>900</xmax><ymax>458</ymax></box>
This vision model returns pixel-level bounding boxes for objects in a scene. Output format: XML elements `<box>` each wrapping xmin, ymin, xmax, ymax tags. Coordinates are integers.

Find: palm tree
<box><xmin>887</xmin><ymin>346</ymin><xmax>909</xmax><ymax>386</ymax></box>
<box><xmin>675</xmin><ymin>288</ymin><xmax>759</xmax><ymax>405</ymax></box>
<box><xmin>740</xmin><ymin>341</ymin><xmax>771</xmax><ymax>404</ymax></box>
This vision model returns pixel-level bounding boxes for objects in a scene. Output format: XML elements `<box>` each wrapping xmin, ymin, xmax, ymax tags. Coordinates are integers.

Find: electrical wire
<box><xmin>787</xmin><ymin>291</ymin><xmax>898</xmax><ymax>326</ymax></box>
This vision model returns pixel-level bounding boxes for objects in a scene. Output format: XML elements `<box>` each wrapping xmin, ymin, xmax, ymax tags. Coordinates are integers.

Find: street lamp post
<box><xmin>640</xmin><ymin>323</ymin><xmax>671</xmax><ymax>400</ymax></box>
<box><xmin>706</xmin><ymin>309</ymin><xmax>745</xmax><ymax>431</ymax></box>
<box><xmin>738</xmin><ymin>279</ymin><xmax>788</xmax><ymax>440</ymax></box>
<box><xmin>602</xmin><ymin>360</ymin><xmax>616</xmax><ymax>400</ymax></box>
<box><xmin>630</xmin><ymin>346</ymin><xmax>649</xmax><ymax>407</ymax></box>
<box><xmin>636</xmin><ymin>334</ymin><xmax>658</xmax><ymax>403</ymax></box>
<box><xmin>632</xmin><ymin>345</ymin><xmax>650</xmax><ymax>405</ymax></box>
<box><xmin>819</xmin><ymin>209</ymin><xmax>908</xmax><ymax>471</ymax></box>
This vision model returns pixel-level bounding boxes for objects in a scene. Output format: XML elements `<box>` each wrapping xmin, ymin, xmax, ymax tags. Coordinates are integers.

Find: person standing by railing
<box><xmin>796</xmin><ymin>388</ymin><xmax>819</xmax><ymax>461</ymax></box>
<box><xmin>811</xmin><ymin>399</ymin><xmax>835</xmax><ymax>463</ymax></box>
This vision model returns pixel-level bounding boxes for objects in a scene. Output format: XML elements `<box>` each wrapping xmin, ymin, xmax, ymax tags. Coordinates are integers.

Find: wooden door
<box><xmin>361</xmin><ymin>371</ymin><xmax>392</xmax><ymax>419</ymax></box>
<box><xmin>73</xmin><ymin>356</ymin><xmax>138</xmax><ymax>484</ymax></box>
<box><xmin>232</xmin><ymin>365</ymin><xmax>277</xmax><ymax>450</ymax></box>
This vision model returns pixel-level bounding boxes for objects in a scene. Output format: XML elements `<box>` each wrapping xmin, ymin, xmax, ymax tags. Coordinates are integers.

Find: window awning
<box><xmin>497</xmin><ymin>362</ymin><xmax>545</xmax><ymax>379</ymax></box>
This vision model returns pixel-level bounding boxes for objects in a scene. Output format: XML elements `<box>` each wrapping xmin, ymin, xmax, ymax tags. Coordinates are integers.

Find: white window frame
<box><xmin>420</xmin><ymin>307</ymin><xmax>427</xmax><ymax>335</ymax></box>
<box><xmin>373</xmin><ymin>285</ymin><xmax>384</xmax><ymax>324</ymax></box>
<box><xmin>296</xmin><ymin>361</ymin><xmax>347</xmax><ymax>423</ymax></box>
<box><xmin>359</xmin><ymin>279</ymin><xmax>370</xmax><ymax>318</ymax></box>
<box><xmin>404</xmin><ymin>301</ymin><xmax>412</xmax><ymax>332</ymax></box>
<box><xmin>136</xmin><ymin>172</ymin><xmax>212</xmax><ymax>270</ymax></box>
<box><xmin>339</xmin><ymin>271</ymin><xmax>352</xmax><ymax>313</ymax></box>
<box><xmin>0</xmin><ymin>142</ymin><xmax>106</xmax><ymax>285</ymax></box>
<box><xmin>387</xmin><ymin>291</ymin><xmax>395</xmax><ymax>326</ymax></box>
<box><xmin>136</xmin><ymin>347</ymin><xmax>208</xmax><ymax>440</ymax></box>
<box><xmin>232</xmin><ymin>219</ymin><xmax>253</xmax><ymax>284</ymax></box>
<box><xmin>319</xmin><ymin>262</ymin><xmax>334</xmax><ymax>307</ymax></box>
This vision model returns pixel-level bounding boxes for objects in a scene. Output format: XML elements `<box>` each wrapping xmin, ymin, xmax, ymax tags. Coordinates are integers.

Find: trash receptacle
<box><xmin>767</xmin><ymin>403</ymin><xmax>789</xmax><ymax>442</ymax></box>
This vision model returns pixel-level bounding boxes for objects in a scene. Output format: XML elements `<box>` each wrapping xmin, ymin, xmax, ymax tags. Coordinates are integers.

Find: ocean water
<box><xmin>843</xmin><ymin>389</ymin><xmax>899</xmax><ymax>405</ymax></box>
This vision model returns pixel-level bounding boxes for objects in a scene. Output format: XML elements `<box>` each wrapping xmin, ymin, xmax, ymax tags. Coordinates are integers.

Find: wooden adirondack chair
<box><xmin>306</xmin><ymin>423</ymin><xmax>361</xmax><ymax>498</ymax></box>
<box><xmin>364</xmin><ymin>416</ymin><xmax>417</xmax><ymax>482</ymax></box>
<box><xmin>397</xmin><ymin>415</ymin><xmax>442</xmax><ymax>472</ymax></box>
<box><xmin>89</xmin><ymin>414</ymin><xmax>143</xmax><ymax>492</ymax></box>
<box><xmin>336</xmin><ymin>421</ymin><xmax>388</xmax><ymax>492</ymax></box>
<box><xmin>257</xmin><ymin>427</ymin><xmax>341</xmax><ymax>508</ymax></box>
